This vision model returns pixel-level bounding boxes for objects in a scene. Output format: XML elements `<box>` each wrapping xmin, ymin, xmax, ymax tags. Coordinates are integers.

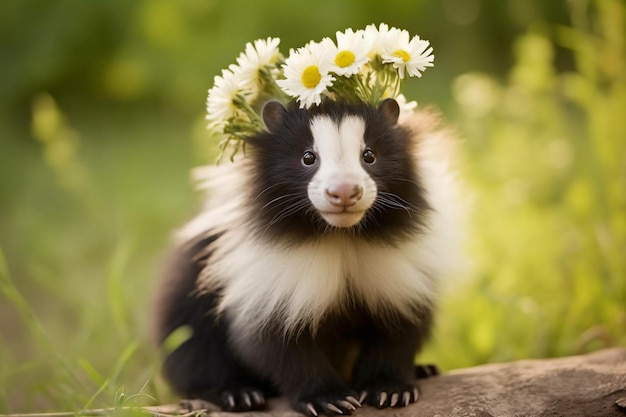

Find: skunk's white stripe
<box><xmin>408</xmin><ymin>112</ymin><xmax>464</xmax><ymax>282</ymax></box>
<box><xmin>307</xmin><ymin>115</ymin><xmax>377</xmax><ymax>225</ymax></box>
<box><xmin>311</xmin><ymin>115</ymin><xmax>364</xmax><ymax>168</ymax></box>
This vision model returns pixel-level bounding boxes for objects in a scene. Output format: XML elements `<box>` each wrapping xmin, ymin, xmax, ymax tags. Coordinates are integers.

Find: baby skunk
<box><xmin>153</xmin><ymin>98</ymin><xmax>458</xmax><ymax>416</ymax></box>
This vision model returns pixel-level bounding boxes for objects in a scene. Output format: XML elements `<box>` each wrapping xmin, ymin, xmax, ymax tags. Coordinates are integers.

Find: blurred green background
<box><xmin>1</xmin><ymin>0</ymin><xmax>624</xmax><ymax>413</ymax></box>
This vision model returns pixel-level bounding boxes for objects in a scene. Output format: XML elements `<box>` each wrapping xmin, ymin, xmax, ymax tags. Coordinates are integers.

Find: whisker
<box><xmin>376</xmin><ymin>198</ymin><xmax>412</xmax><ymax>212</ymax></box>
<box><xmin>260</xmin><ymin>193</ymin><xmax>302</xmax><ymax>211</ymax></box>
<box><xmin>266</xmin><ymin>200</ymin><xmax>310</xmax><ymax>227</ymax></box>
<box><xmin>393</xmin><ymin>177</ymin><xmax>424</xmax><ymax>189</ymax></box>
<box><xmin>257</xmin><ymin>200</ymin><xmax>308</xmax><ymax>236</ymax></box>
<box><xmin>375</xmin><ymin>202</ymin><xmax>413</xmax><ymax>220</ymax></box>
<box><xmin>254</xmin><ymin>189</ymin><xmax>308</xmax><ymax>233</ymax></box>
<box><xmin>376</xmin><ymin>192</ymin><xmax>422</xmax><ymax>212</ymax></box>
<box><xmin>253</xmin><ymin>182</ymin><xmax>291</xmax><ymax>203</ymax></box>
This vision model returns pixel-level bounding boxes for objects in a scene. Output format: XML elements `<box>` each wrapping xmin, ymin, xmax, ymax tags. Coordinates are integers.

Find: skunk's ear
<box><xmin>378</xmin><ymin>98</ymin><xmax>400</xmax><ymax>125</ymax></box>
<box><xmin>262</xmin><ymin>100</ymin><xmax>287</xmax><ymax>133</ymax></box>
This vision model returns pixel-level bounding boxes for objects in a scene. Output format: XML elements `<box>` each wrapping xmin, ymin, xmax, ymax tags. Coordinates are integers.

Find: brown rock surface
<box><xmin>156</xmin><ymin>348</ymin><xmax>626</xmax><ymax>417</ymax></box>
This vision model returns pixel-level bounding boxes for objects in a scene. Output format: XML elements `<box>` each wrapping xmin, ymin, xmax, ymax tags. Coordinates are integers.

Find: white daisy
<box><xmin>330</xmin><ymin>28</ymin><xmax>370</xmax><ymax>76</ymax></box>
<box><xmin>381</xmin><ymin>31</ymin><xmax>434</xmax><ymax>79</ymax></box>
<box><xmin>277</xmin><ymin>39</ymin><xmax>336</xmax><ymax>108</ymax></box>
<box><xmin>364</xmin><ymin>23</ymin><xmax>402</xmax><ymax>59</ymax></box>
<box><xmin>235</xmin><ymin>37</ymin><xmax>281</xmax><ymax>93</ymax></box>
<box><xmin>206</xmin><ymin>67</ymin><xmax>246</xmax><ymax>123</ymax></box>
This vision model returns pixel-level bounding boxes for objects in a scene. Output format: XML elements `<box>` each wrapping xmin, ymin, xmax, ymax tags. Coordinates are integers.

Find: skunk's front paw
<box><xmin>414</xmin><ymin>363</ymin><xmax>440</xmax><ymax>379</ymax></box>
<box><xmin>294</xmin><ymin>390</ymin><xmax>361</xmax><ymax>416</ymax></box>
<box><xmin>358</xmin><ymin>382</ymin><xmax>419</xmax><ymax>409</ymax></box>
<box><xmin>219</xmin><ymin>387</ymin><xmax>267</xmax><ymax>411</ymax></box>
<box><xmin>180</xmin><ymin>387</ymin><xmax>266</xmax><ymax>412</ymax></box>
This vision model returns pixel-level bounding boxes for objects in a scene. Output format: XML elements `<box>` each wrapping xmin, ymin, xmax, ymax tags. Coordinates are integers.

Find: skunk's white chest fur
<box><xmin>204</xmin><ymin>231</ymin><xmax>437</xmax><ymax>335</ymax></box>
<box><xmin>178</xmin><ymin>108</ymin><xmax>460</xmax><ymax>336</ymax></box>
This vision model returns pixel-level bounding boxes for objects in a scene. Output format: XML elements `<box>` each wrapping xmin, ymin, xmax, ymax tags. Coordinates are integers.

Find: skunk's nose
<box><xmin>325</xmin><ymin>182</ymin><xmax>363</xmax><ymax>207</ymax></box>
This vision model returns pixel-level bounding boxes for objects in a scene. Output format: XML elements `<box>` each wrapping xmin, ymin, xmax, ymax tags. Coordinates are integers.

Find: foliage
<box><xmin>0</xmin><ymin>0</ymin><xmax>623</xmax><ymax>413</ymax></box>
<box><xmin>422</xmin><ymin>0</ymin><xmax>626</xmax><ymax>368</ymax></box>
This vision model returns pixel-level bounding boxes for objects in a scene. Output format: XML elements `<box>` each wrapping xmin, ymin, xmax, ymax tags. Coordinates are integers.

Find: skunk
<box><xmin>153</xmin><ymin>98</ymin><xmax>458</xmax><ymax>416</ymax></box>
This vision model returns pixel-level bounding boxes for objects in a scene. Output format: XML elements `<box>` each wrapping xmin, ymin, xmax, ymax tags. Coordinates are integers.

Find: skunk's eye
<box><xmin>302</xmin><ymin>151</ymin><xmax>317</xmax><ymax>166</ymax></box>
<box><xmin>362</xmin><ymin>149</ymin><xmax>376</xmax><ymax>164</ymax></box>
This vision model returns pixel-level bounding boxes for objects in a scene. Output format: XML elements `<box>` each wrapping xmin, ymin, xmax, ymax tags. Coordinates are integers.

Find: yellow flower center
<box><xmin>392</xmin><ymin>49</ymin><xmax>411</xmax><ymax>62</ymax></box>
<box><xmin>301</xmin><ymin>65</ymin><xmax>322</xmax><ymax>89</ymax></box>
<box><xmin>335</xmin><ymin>50</ymin><xmax>356</xmax><ymax>68</ymax></box>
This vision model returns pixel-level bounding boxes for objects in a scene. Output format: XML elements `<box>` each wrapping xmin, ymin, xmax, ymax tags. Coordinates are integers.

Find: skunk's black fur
<box><xmin>154</xmin><ymin>99</ymin><xmax>454</xmax><ymax>416</ymax></box>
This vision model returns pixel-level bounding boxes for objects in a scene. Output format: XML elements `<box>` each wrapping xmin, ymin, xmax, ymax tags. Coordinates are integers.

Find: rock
<box><xmin>165</xmin><ymin>348</ymin><xmax>626</xmax><ymax>417</ymax></box>
<box><xmin>414</xmin><ymin>347</ymin><xmax>626</xmax><ymax>417</ymax></box>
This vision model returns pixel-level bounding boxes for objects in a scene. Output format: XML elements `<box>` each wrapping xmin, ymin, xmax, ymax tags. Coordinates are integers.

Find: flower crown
<box><xmin>206</xmin><ymin>23</ymin><xmax>435</xmax><ymax>160</ymax></box>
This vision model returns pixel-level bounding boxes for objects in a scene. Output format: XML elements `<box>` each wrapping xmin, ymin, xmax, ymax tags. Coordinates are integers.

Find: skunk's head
<box><xmin>245</xmin><ymin>99</ymin><xmax>430</xmax><ymax>244</ymax></box>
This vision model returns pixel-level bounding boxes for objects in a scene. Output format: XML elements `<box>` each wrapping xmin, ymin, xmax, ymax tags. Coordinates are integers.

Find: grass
<box><xmin>0</xmin><ymin>102</ymin><xmax>198</xmax><ymax>412</ymax></box>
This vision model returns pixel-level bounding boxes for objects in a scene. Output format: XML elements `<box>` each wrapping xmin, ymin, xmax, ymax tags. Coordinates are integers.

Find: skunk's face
<box><xmin>246</xmin><ymin>99</ymin><xmax>429</xmax><ymax>243</ymax></box>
